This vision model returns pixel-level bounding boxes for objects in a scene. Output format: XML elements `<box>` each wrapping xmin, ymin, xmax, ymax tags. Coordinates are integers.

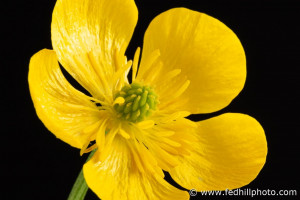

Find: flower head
<box><xmin>28</xmin><ymin>0</ymin><xmax>267</xmax><ymax>199</ymax></box>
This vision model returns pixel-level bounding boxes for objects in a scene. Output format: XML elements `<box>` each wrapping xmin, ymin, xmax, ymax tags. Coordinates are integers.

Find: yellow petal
<box><xmin>137</xmin><ymin>8</ymin><xmax>246</xmax><ymax>114</ymax></box>
<box><xmin>83</xmin><ymin>136</ymin><xmax>189</xmax><ymax>200</ymax></box>
<box><xmin>169</xmin><ymin>113</ymin><xmax>267</xmax><ymax>191</ymax></box>
<box><xmin>51</xmin><ymin>0</ymin><xmax>138</xmax><ymax>99</ymax></box>
<box><xmin>28</xmin><ymin>49</ymin><xmax>103</xmax><ymax>148</ymax></box>
<box><xmin>139</xmin><ymin>117</ymin><xmax>197</xmax><ymax>171</ymax></box>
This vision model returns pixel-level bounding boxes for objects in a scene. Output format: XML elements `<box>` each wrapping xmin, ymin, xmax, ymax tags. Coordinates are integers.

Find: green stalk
<box><xmin>67</xmin><ymin>149</ymin><xmax>96</xmax><ymax>200</ymax></box>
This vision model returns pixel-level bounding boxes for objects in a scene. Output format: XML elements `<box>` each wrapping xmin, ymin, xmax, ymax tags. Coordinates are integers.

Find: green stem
<box><xmin>67</xmin><ymin>149</ymin><xmax>96</xmax><ymax>200</ymax></box>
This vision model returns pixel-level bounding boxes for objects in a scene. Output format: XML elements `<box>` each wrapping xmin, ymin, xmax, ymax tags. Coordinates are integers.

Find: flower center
<box><xmin>113</xmin><ymin>82</ymin><xmax>158</xmax><ymax>122</ymax></box>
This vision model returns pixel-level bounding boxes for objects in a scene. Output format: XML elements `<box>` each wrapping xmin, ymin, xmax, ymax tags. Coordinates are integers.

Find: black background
<box><xmin>1</xmin><ymin>0</ymin><xmax>299</xmax><ymax>199</ymax></box>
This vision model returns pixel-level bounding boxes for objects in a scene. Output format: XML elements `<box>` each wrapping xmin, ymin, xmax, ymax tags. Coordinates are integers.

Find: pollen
<box><xmin>113</xmin><ymin>82</ymin><xmax>159</xmax><ymax>122</ymax></box>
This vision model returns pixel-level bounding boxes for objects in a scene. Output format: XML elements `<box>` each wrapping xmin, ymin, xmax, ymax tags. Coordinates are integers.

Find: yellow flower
<box><xmin>28</xmin><ymin>0</ymin><xmax>267</xmax><ymax>199</ymax></box>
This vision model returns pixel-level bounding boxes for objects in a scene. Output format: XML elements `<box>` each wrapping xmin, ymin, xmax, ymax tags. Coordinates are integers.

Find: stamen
<box><xmin>88</xmin><ymin>93</ymin><xmax>111</xmax><ymax>105</ymax></box>
<box><xmin>129</xmin><ymin>142</ymin><xmax>145</xmax><ymax>173</ymax></box>
<box><xmin>172</xmin><ymin>80</ymin><xmax>190</xmax><ymax>99</ymax></box>
<box><xmin>113</xmin><ymin>60</ymin><xmax>133</xmax><ymax>91</ymax></box>
<box><xmin>75</xmin><ymin>53</ymin><xmax>111</xmax><ymax>96</ymax></box>
<box><xmin>143</xmin><ymin>61</ymin><xmax>163</xmax><ymax>84</ymax></box>
<box><xmin>159</xmin><ymin>97</ymin><xmax>189</xmax><ymax>112</ymax></box>
<box><xmin>104</xmin><ymin>128</ymin><xmax>118</xmax><ymax>148</ymax></box>
<box><xmin>137</xmin><ymin>49</ymin><xmax>160</xmax><ymax>79</ymax></box>
<box><xmin>86</xmin><ymin>53</ymin><xmax>111</xmax><ymax>95</ymax></box>
<box><xmin>82</xmin><ymin>120</ymin><xmax>102</xmax><ymax>135</ymax></box>
<box><xmin>157</xmin><ymin>143</ymin><xmax>179</xmax><ymax>154</ymax></box>
<box><xmin>80</xmin><ymin>140</ymin><xmax>90</xmax><ymax>156</ymax></box>
<box><xmin>132</xmin><ymin>47</ymin><xmax>141</xmax><ymax>83</ymax></box>
<box><xmin>83</xmin><ymin>143</ymin><xmax>97</xmax><ymax>154</ymax></box>
<box><xmin>96</xmin><ymin>119</ymin><xmax>108</xmax><ymax>153</ymax></box>
<box><xmin>70</xmin><ymin>56</ymin><xmax>105</xmax><ymax>98</ymax></box>
<box><xmin>155</xmin><ymin>69</ymin><xmax>181</xmax><ymax>87</ymax></box>
<box><xmin>136</xmin><ymin>120</ymin><xmax>155</xmax><ymax>129</ymax></box>
<box><xmin>62</xmin><ymin>103</ymin><xmax>100</xmax><ymax>112</ymax></box>
<box><xmin>113</xmin><ymin>96</ymin><xmax>125</xmax><ymax>105</ymax></box>
<box><xmin>158</xmin><ymin>79</ymin><xmax>190</xmax><ymax>110</ymax></box>
<box><xmin>99</xmin><ymin>128</ymin><xmax>118</xmax><ymax>161</ymax></box>
<box><xmin>156</xmin><ymin>111</ymin><xmax>191</xmax><ymax>124</ymax></box>
<box><xmin>178</xmin><ymin>117</ymin><xmax>198</xmax><ymax>128</ymax></box>
<box><xmin>114</xmin><ymin>43</ymin><xmax>127</xmax><ymax>71</ymax></box>
<box><xmin>158</xmin><ymin>137</ymin><xmax>181</xmax><ymax>147</ymax></box>
<box><xmin>150</xmin><ymin>142</ymin><xmax>180</xmax><ymax>169</ymax></box>
<box><xmin>119</xmin><ymin>128</ymin><xmax>131</xmax><ymax>139</ymax></box>
<box><xmin>129</xmin><ymin>139</ymin><xmax>164</xmax><ymax>177</ymax></box>
<box><xmin>171</xmin><ymin>111</ymin><xmax>191</xmax><ymax>119</ymax></box>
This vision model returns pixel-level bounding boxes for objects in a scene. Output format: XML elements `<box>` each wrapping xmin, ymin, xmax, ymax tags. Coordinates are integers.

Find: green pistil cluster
<box><xmin>114</xmin><ymin>82</ymin><xmax>158</xmax><ymax>122</ymax></box>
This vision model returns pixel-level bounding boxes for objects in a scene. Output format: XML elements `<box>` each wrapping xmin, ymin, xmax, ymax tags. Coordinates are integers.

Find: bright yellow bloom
<box><xmin>28</xmin><ymin>0</ymin><xmax>267</xmax><ymax>199</ymax></box>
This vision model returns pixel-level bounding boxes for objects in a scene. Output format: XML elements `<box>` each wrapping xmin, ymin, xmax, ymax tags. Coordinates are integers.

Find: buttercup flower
<box><xmin>28</xmin><ymin>0</ymin><xmax>268</xmax><ymax>199</ymax></box>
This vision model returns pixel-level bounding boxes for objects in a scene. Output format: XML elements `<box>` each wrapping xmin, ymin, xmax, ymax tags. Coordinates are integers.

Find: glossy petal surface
<box><xmin>83</xmin><ymin>136</ymin><xmax>189</xmax><ymax>200</ymax></box>
<box><xmin>137</xmin><ymin>8</ymin><xmax>246</xmax><ymax>114</ymax></box>
<box><xmin>51</xmin><ymin>0</ymin><xmax>138</xmax><ymax>99</ymax></box>
<box><xmin>169</xmin><ymin>113</ymin><xmax>267</xmax><ymax>191</ymax></box>
<box><xmin>28</xmin><ymin>49</ymin><xmax>102</xmax><ymax>148</ymax></box>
